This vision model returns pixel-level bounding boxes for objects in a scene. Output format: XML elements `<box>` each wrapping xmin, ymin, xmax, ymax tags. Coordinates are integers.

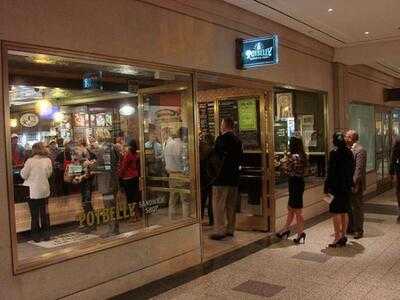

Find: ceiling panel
<box><xmin>223</xmin><ymin>0</ymin><xmax>400</xmax><ymax>47</ymax></box>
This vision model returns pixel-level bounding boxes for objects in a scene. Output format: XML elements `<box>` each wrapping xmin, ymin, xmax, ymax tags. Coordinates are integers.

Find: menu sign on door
<box><xmin>236</xmin><ymin>35</ymin><xmax>279</xmax><ymax>69</ymax></box>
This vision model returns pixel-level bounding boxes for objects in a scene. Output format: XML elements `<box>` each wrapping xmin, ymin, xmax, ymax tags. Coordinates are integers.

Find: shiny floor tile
<box><xmin>364</xmin><ymin>217</ymin><xmax>385</xmax><ymax>223</ymax></box>
<box><xmin>232</xmin><ymin>280</ymin><xmax>285</xmax><ymax>298</ymax></box>
<box><xmin>292</xmin><ymin>251</ymin><xmax>332</xmax><ymax>263</ymax></box>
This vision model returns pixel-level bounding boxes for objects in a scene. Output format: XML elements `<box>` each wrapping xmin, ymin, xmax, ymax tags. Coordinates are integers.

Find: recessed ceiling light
<box><xmin>364</xmin><ymin>31</ymin><xmax>370</xmax><ymax>35</ymax></box>
<box><xmin>328</xmin><ymin>8</ymin><xmax>334</xmax><ymax>12</ymax></box>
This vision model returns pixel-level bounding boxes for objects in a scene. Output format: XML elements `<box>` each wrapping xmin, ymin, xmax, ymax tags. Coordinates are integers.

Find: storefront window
<box><xmin>375</xmin><ymin>108</ymin><xmax>392</xmax><ymax>182</ymax></box>
<box><xmin>348</xmin><ymin>103</ymin><xmax>375</xmax><ymax>171</ymax></box>
<box><xmin>7</xmin><ymin>50</ymin><xmax>196</xmax><ymax>269</ymax></box>
<box><xmin>392</xmin><ymin>109</ymin><xmax>400</xmax><ymax>142</ymax></box>
<box><xmin>273</xmin><ymin>90</ymin><xmax>326</xmax><ymax>194</ymax></box>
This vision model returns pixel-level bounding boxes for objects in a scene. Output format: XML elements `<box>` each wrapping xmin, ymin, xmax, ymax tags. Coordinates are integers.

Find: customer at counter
<box><xmin>21</xmin><ymin>142</ymin><xmax>53</xmax><ymax>242</ymax></box>
<box><xmin>119</xmin><ymin>139</ymin><xmax>141</xmax><ymax>219</ymax></box>
<box><xmin>165</xmin><ymin>127</ymin><xmax>190</xmax><ymax>219</ymax></box>
<box><xmin>11</xmin><ymin>133</ymin><xmax>25</xmax><ymax>167</ymax></box>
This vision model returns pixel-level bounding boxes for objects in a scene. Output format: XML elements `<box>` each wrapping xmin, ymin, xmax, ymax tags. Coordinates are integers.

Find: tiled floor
<box><xmin>202</xmin><ymin>224</ymin><xmax>267</xmax><ymax>260</ymax></box>
<box><xmin>152</xmin><ymin>189</ymin><xmax>400</xmax><ymax>299</ymax></box>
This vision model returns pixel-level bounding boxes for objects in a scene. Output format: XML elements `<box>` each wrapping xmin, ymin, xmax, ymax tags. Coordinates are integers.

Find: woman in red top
<box><xmin>119</xmin><ymin>139</ymin><xmax>140</xmax><ymax>213</ymax></box>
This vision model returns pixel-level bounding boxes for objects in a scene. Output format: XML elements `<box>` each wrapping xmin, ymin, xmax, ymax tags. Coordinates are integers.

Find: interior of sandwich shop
<box><xmin>8</xmin><ymin>50</ymin><xmax>199</xmax><ymax>268</ymax></box>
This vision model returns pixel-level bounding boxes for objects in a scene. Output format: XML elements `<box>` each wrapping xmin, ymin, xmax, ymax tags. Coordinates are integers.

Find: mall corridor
<box><xmin>140</xmin><ymin>189</ymin><xmax>400</xmax><ymax>300</ymax></box>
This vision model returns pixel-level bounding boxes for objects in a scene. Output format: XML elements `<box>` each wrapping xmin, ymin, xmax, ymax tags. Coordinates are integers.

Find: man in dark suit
<box><xmin>210</xmin><ymin>117</ymin><xmax>243</xmax><ymax>240</ymax></box>
<box><xmin>345</xmin><ymin>130</ymin><xmax>367</xmax><ymax>239</ymax></box>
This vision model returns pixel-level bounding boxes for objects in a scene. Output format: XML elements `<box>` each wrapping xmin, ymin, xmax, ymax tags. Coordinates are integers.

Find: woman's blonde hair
<box><xmin>31</xmin><ymin>142</ymin><xmax>48</xmax><ymax>157</ymax></box>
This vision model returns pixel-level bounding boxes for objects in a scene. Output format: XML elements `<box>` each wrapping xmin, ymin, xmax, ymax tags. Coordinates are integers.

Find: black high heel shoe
<box><xmin>328</xmin><ymin>236</ymin><xmax>347</xmax><ymax>248</ymax></box>
<box><xmin>293</xmin><ymin>232</ymin><xmax>306</xmax><ymax>244</ymax></box>
<box><xmin>276</xmin><ymin>229</ymin><xmax>291</xmax><ymax>239</ymax></box>
<box><xmin>338</xmin><ymin>236</ymin><xmax>347</xmax><ymax>246</ymax></box>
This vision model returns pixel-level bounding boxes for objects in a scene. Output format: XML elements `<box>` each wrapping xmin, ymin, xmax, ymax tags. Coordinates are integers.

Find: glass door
<box><xmin>138</xmin><ymin>83</ymin><xmax>198</xmax><ymax>228</ymax></box>
<box><xmin>376</xmin><ymin>107</ymin><xmax>393</xmax><ymax>191</ymax></box>
<box><xmin>217</xmin><ymin>95</ymin><xmax>270</xmax><ymax>231</ymax></box>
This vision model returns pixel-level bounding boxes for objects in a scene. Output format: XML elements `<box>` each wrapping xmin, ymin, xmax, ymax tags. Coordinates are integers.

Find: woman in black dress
<box><xmin>276</xmin><ymin>136</ymin><xmax>307</xmax><ymax>244</ymax></box>
<box><xmin>324</xmin><ymin>132</ymin><xmax>355</xmax><ymax>247</ymax></box>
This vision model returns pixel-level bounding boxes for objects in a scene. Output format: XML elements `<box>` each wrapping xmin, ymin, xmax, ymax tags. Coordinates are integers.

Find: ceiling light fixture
<box><xmin>328</xmin><ymin>8</ymin><xmax>334</xmax><ymax>12</ymax></box>
<box><xmin>10</xmin><ymin>119</ymin><xmax>18</xmax><ymax>128</ymax></box>
<box><xmin>119</xmin><ymin>104</ymin><xmax>135</xmax><ymax>116</ymax></box>
<box><xmin>364</xmin><ymin>31</ymin><xmax>370</xmax><ymax>35</ymax></box>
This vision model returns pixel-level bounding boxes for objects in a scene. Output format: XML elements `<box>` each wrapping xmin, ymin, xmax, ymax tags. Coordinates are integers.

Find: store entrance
<box><xmin>137</xmin><ymin>84</ymin><xmax>197</xmax><ymax>227</ymax></box>
<box><xmin>197</xmin><ymin>76</ymin><xmax>273</xmax><ymax>259</ymax></box>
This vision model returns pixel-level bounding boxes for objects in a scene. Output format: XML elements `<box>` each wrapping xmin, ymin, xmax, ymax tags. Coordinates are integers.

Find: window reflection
<box><xmin>8</xmin><ymin>51</ymin><xmax>195</xmax><ymax>265</ymax></box>
<box><xmin>273</xmin><ymin>90</ymin><xmax>326</xmax><ymax>195</ymax></box>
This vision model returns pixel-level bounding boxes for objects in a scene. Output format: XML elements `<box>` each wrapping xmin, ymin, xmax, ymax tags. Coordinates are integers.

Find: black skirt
<box><xmin>288</xmin><ymin>176</ymin><xmax>305</xmax><ymax>209</ymax></box>
<box><xmin>329</xmin><ymin>192</ymin><xmax>350</xmax><ymax>214</ymax></box>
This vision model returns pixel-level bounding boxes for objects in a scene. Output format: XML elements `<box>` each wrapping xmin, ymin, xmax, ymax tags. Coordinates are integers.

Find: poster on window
<box><xmin>301</xmin><ymin>115</ymin><xmax>315</xmax><ymax>148</ymax></box>
<box><xmin>276</xmin><ymin>93</ymin><xmax>293</xmax><ymax>119</ymax></box>
<box><xmin>238</xmin><ymin>99</ymin><xmax>257</xmax><ymax>131</ymax></box>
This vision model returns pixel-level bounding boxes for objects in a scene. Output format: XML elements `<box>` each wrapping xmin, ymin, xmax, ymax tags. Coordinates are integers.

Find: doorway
<box><xmin>196</xmin><ymin>75</ymin><xmax>274</xmax><ymax>259</ymax></box>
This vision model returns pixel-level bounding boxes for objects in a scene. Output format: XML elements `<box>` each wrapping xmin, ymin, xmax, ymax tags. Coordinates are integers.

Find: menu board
<box><xmin>238</xmin><ymin>99</ymin><xmax>257</xmax><ymax>131</ymax></box>
<box><xmin>274</xmin><ymin>120</ymin><xmax>288</xmax><ymax>152</ymax></box>
<box><xmin>198</xmin><ymin>102</ymin><xmax>215</xmax><ymax>138</ymax></box>
<box><xmin>218</xmin><ymin>98</ymin><xmax>260</xmax><ymax>150</ymax></box>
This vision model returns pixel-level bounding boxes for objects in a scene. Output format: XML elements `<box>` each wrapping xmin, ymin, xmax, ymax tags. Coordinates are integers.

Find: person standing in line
<box><xmin>119</xmin><ymin>139</ymin><xmax>141</xmax><ymax>219</ymax></box>
<box><xmin>96</xmin><ymin>130</ymin><xmax>121</xmax><ymax>236</ymax></box>
<box><xmin>389</xmin><ymin>138</ymin><xmax>400</xmax><ymax>222</ymax></box>
<box><xmin>324</xmin><ymin>132</ymin><xmax>355</xmax><ymax>248</ymax></box>
<box><xmin>210</xmin><ymin>117</ymin><xmax>243</xmax><ymax>240</ymax></box>
<box><xmin>276</xmin><ymin>135</ymin><xmax>307</xmax><ymax>244</ymax></box>
<box><xmin>11</xmin><ymin>133</ymin><xmax>26</xmax><ymax>167</ymax></box>
<box><xmin>164</xmin><ymin>127</ymin><xmax>190</xmax><ymax>219</ymax></box>
<box><xmin>345</xmin><ymin>130</ymin><xmax>367</xmax><ymax>239</ymax></box>
<box><xmin>21</xmin><ymin>142</ymin><xmax>53</xmax><ymax>242</ymax></box>
<box><xmin>199</xmin><ymin>133</ymin><xmax>214</xmax><ymax>226</ymax></box>
<box><xmin>72</xmin><ymin>138</ymin><xmax>97</xmax><ymax>232</ymax></box>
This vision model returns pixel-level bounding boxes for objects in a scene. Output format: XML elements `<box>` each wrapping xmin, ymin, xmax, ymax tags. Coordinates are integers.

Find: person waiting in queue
<box><xmin>21</xmin><ymin>142</ymin><xmax>53</xmax><ymax>242</ymax></box>
<box><xmin>276</xmin><ymin>135</ymin><xmax>307</xmax><ymax>244</ymax></box>
<box><xmin>119</xmin><ymin>139</ymin><xmax>141</xmax><ymax>219</ymax></box>
<box><xmin>324</xmin><ymin>132</ymin><xmax>355</xmax><ymax>248</ymax></box>
<box><xmin>210</xmin><ymin>117</ymin><xmax>243</xmax><ymax>241</ymax></box>
<box><xmin>199</xmin><ymin>132</ymin><xmax>214</xmax><ymax>226</ymax></box>
<box><xmin>11</xmin><ymin>133</ymin><xmax>25</xmax><ymax>167</ymax></box>
<box><xmin>164</xmin><ymin>127</ymin><xmax>190</xmax><ymax>220</ymax></box>
<box><xmin>345</xmin><ymin>130</ymin><xmax>367</xmax><ymax>239</ymax></box>
<box><xmin>73</xmin><ymin>138</ymin><xmax>97</xmax><ymax>233</ymax></box>
<box><xmin>96</xmin><ymin>130</ymin><xmax>121</xmax><ymax>236</ymax></box>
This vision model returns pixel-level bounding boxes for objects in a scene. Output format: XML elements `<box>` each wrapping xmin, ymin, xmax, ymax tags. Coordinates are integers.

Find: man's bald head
<box><xmin>345</xmin><ymin>129</ymin><xmax>359</xmax><ymax>146</ymax></box>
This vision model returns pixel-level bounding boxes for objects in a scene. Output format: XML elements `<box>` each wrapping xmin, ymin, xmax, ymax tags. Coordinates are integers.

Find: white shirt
<box><xmin>21</xmin><ymin>155</ymin><xmax>53</xmax><ymax>199</ymax></box>
<box><xmin>164</xmin><ymin>138</ymin><xmax>184</xmax><ymax>173</ymax></box>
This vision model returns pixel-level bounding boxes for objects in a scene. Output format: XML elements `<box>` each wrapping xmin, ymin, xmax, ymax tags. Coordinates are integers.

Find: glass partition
<box><xmin>348</xmin><ymin>103</ymin><xmax>375</xmax><ymax>171</ymax></box>
<box><xmin>6</xmin><ymin>50</ymin><xmax>196</xmax><ymax>270</ymax></box>
<box><xmin>273</xmin><ymin>90</ymin><xmax>326</xmax><ymax>195</ymax></box>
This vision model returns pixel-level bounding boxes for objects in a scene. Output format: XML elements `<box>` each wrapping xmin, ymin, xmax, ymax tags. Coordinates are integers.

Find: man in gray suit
<box><xmin>345</xmin><ymin>130</ymin><xmax>367</xmax><ymax>239</ymax></box>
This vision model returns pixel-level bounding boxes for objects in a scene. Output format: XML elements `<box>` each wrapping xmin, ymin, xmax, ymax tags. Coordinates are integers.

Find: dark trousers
<box><xmin>348</xmin><ymin>189</ymin><xmax>364</xmax><ymax>233</ymax></box>
<box><xmin>201</xmin><ymin>185</ymin><xmax>213</xmax><ymax>225</ymax></box>
<box><xmin>28</xmin><ymin>198</ymin><xmax>50</xmax><ymax>241</ymax></box>
<box><xmin>121</xmin><ymin>177</ymin><xmax>140</xmax><ymax>204</ymax></box>
<box><xmin>80</xmin><ymin>179</ymin><xmax>94</xmax><ymax>215</ymax></box>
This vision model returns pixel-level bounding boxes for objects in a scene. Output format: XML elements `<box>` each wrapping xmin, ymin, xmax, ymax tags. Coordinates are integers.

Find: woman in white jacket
<box><xmin>21</xmin><ymin>142</ymin><xmax>53</xmax><ymax>242</ymax></box>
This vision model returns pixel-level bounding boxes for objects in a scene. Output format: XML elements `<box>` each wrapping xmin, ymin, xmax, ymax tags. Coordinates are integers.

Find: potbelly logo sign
<box><xmin>236</xmin><ymin>35</ymin><xmax>279</xmax><ymax>69</ymax></box>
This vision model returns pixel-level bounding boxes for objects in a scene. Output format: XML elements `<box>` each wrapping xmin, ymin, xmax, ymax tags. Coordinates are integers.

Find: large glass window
<box><xmin>273</xmin><ymin>89</ymin><xmax>326</xmax><ymax>195</ymax></box>
<box><xmin>348</xmin><ymin>103</ymin><xmax>375</xmax><ymax>171</ymax></box>
<box><xmin>7</xmin><ymin>50</ymin><xmax>196</xmax><ymax>270</ymax></box>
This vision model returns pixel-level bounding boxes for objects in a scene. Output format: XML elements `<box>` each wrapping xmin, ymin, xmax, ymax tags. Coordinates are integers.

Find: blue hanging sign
<box><xmin>236</xmin><ymin>35</ymin><xmax>279</xmax><ymax>69</ymax></box>
<box><xmin>83</xmin><ymin>71</ymin><xmax>103</xmax><ymax>90</ymax></box>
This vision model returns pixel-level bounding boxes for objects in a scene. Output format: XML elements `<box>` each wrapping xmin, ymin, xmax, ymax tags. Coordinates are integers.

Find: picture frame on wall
<box><xmin>276</xmin><ymin>93</ymin><xmax>293</xmax><ymax>119</ymax></box>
